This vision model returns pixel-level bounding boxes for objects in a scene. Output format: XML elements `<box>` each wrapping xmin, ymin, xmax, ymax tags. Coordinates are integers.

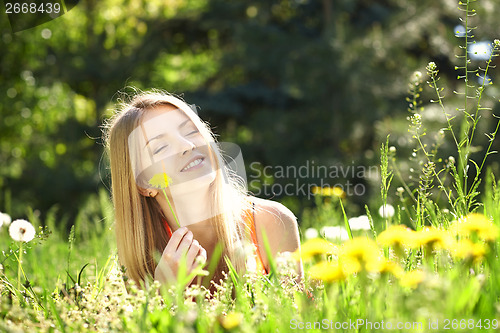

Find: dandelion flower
<box><xmin>348</xmin><ymin>215</ymin><xmax>371</xmax><ymax>231</ymax></box>
<box><xmin>149</xmin><ymin>172</ymin><xmax>180</xmax><ymax>227</ymax></box>
<box><xmin>0</xmin><ymin>212</ymin><xmax>12</xmax><ymax>227</ymax></box>
<box><xmin>308</xmin><ymin>261</ymin><xmax>346</xmax><ymax>282</ymax></box>
<box><xmin>451</xmin><ymin>213</ymin><xmax>499</xmax><ymax>242</ymax></box>
<box><xmin>399</xmin><ymin>270</ymin><xmax>425</xmax><ymax>289</ymax></box>
<box><xmin>449</xmin><ymin>239</ymin><xmax>486</xmax><ymax>262</ymax></box>
<box><xmin>331</xmin><ymin>187</ymin><xmax>345</xmax><ymax>198</ymax></box>
<box><xmin>148</xmin><ymin>172</ymin><xmax>173</xmax><ymax>189</ymax></box>
<box><xmin>220</xmin><ymin>312</ymin><xmax>243</xmax><ymax>330</ymax></box>
<box><xmin>378</xmin><ymin>204</ymin><xmax>395</xmax><ymax>218</ymax></box>
<box><xmin>304</xmin><ymin>228</ymin><xmax>319</xmax><ymax>240</ymax></box>
<box><xmin>367</xmin><ymin>258</ymin><xmax>404</xmax><ymax>277</ymax></box>
<box><xmin>293</xmin><ymin>238</ymin><xmax>337</xmax><ymax>261</ymax></box>
<box><xmin>9</xmin><ymin>219</ymin><xmax>36</xmax><ymax>242</ymax></box>
<box><xmin>339</xmin><ymin>237</ymin><xmax>381</xmax><ymax>274</ymax></box>
<box><xmin>412</xmin><ymin>227</ymin><xmax>453</xmax><ymax>250</ymax></box>
<box><xmin>377</xmin><ymin>225</ymin><xmax>414</xmax><ymax>248</ymax></box>
<box><xmin>311</xmin><ymin>186</ymin><xmax>345</xmax><ymax>198</ymax></box>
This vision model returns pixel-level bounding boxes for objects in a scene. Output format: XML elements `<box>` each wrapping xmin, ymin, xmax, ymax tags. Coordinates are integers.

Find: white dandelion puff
<box><xmin>320</xmin><ymin>226</ymin><xmax>349</xmax><ymax>241</ymax></box>
<box><xmin>0</xmin><ymin>212</ymin><xmax>12</xmax><ymax>227</ymax></box>
<box><xmin>378</xmin><ymin>204</ymin><xmax>395</xmax><ymax>218</ymax></box>
<box><xmin>348</xmin><ymin>215</ymin><xmax>372</xmax><ymax>231</ymax></box>
<box><xmin>304</xmin><ymin>228</ymin><xmax>319</xmax><ymax>240</ymax></box>
<box><xmin>9</xmin><ymin>219</ymin><xmax>36</xmax><ymax>242</ymax></box>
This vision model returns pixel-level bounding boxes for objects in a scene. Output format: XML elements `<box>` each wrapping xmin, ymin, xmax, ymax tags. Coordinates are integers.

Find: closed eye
<box><xmin>153</xmin><ymin>145</ymin><xmax>168</xmax><ymax>155</ymax></box>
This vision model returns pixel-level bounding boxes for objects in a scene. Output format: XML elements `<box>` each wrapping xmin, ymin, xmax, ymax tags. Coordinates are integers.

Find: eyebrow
<box><xmin>144</xmin><ymin>119</ymin><xmax>191</xmax><ymax>147</ymax></box>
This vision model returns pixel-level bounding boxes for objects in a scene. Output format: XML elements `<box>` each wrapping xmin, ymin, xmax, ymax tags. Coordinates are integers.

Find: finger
<box><xmin>186</xmin><ymin>239</ymin><xmax>202</xmax><ymax>266</ymax></box>
<box><xmin>197</xmin><ymin>247</ymin><xmax>207</xmax><ymax>266</ymax></box>
<box><xmin>176</xmin><ymin>230</ymin><xmax>194</xmax><ymax>254</ymax></box>
<box><xmin>163</xmin><ymin>226</ymin><xmax>189</xmax><ymax>255</ymax></box>
<box><xmin>191</xmin><ymin>247</ymin><xmax>207</xmax><ymax>272</ymax></box>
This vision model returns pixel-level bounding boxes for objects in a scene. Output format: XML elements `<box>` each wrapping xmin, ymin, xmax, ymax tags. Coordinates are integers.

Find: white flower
<box><xmin>304</xmin><ymin>228</ymin><xmax>319</xmax><ymax>240</ymax></box>
<box><xmin>320</xmin><ymin>226</ymin><xmax>349</xmax><ymax>241</ymax></box>
<box><xmin>378</xmin><ymin>204</ymin><xmax>395</xmax><ymax>218</ymax></box>
<box><xmin>8</xmin><ymin>219</ymin><xmax>36</xmax><ymax>242</ymax></box>
<box><xmin>0</xmin><ymin>212</ymin><xmax>12</xmax><ymax>227</ymax></box>
<box><xmin>348</xmin><ymin>215</ymin><xmax>371</xmax><ymax>231</ymax></box>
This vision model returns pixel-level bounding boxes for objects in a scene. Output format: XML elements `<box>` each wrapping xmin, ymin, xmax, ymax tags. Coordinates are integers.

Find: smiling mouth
<box><xmin>181</xmin><ymin>157</ymin><xmax>205</xmax><ymax>172</ymax></box>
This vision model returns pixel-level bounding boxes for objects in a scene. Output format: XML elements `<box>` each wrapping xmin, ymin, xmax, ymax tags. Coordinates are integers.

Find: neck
<box><xmin>157</xmin><ymin>183</ymin><xmax>214</xmax><ymax>231</ymax></box>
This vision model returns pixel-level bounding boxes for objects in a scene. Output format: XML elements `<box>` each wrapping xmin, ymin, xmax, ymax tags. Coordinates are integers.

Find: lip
<box><xmin>180</xmin><ymin>155</ymin><xmax>205</xmax><ymax>172</ymax></box>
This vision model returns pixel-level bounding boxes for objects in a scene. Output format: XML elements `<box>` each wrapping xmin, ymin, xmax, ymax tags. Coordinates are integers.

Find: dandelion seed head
<box><xmin>9</xmin><ymin>219</ymin><xmax>36</xmax><ymax>242</ymax></box>
<box><xmin>0</xmin><ymin>212</ymin><xmax>12</xmax><ymax>227</ymax></box>
<box><xmin>378</xmin><ymin>204</ymin><xmax>395</xmax><ymax>218</ymax></box>
<box><xmin>348</xmin><ymin>215</ymin><xmax>371</xmax><ymax>231</ymax></box>
<box><xmin>304</xmin><ymin>228</ymin><xmax>319</xmax><ymax>240</ymax></box>
<box><xmin>320</xmin><ymin>226</ymin><xmax>349</xmax><ymax>241</ymax></box>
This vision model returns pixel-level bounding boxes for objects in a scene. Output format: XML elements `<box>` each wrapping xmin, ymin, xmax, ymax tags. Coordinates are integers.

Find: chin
<box><xmin>170</xmin><ymin>170</ymin><xmax>217</xmax><ymax>195</ymax></box>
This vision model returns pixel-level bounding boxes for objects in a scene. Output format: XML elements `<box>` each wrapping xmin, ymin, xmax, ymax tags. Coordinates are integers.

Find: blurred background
<box><xmin>1</xmin><ymin>0</ymin><xmax>500</xmax><ymax>235</ymax></box>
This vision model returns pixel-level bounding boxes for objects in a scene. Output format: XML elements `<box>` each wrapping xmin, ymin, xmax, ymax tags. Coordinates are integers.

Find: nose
<box><xmin>178</xmin><ymin>135</ymin><xmax>196</xmax><ymax>155</ymax></box>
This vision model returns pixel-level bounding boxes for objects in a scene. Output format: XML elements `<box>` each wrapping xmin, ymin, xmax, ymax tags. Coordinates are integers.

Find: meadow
<box><xmin>2</xmin><ymin>1</ymin><xmax>500</xmax><ymax>332</ymax></box>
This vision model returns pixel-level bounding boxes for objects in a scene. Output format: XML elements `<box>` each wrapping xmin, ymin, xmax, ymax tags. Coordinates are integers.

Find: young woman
<box><xmin>104</xmin><ymin>89</ymin><xmax>303</xmax><ymax>295</ymax></box>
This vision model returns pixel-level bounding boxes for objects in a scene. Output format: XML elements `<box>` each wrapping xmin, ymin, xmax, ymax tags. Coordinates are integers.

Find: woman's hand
<box><xmin>154</xmin><ymin>226</ymin><xmax>207</xmax><ymax>287</ymax></box>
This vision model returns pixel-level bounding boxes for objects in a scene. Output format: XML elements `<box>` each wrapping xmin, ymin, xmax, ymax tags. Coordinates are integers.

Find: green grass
<box><xmin>2</xmin><ymin>0</ymin><xmax>500</xmax><ymax>331</ymax></box>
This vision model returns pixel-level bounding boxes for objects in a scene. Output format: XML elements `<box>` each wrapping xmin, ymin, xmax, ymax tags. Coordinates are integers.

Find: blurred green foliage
<box><xmin>1</xmin><ymin>0</ymin><xmax>500</xmax><ymax>230</ymax></box>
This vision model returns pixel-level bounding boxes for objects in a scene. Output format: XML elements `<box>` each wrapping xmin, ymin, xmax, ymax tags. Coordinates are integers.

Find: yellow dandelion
<box><xmin>399</xmin><ymin>270</ymin><xmax>425</xmax><ymax>289</ymax></box>
<box><xmin>339</xmin><ymin>237</ymin><xmax>381</xmax><ymax>274</ymax></box>
<box><xmin>308</xmin><ymin>261</ymin><xmax>346</xmax><ymax>282</ymax></box>
<box><xmin>311</xmin><ymin>186</ymin><xmax>345</xmax><ymax>198</ymax></box>
<box><xmin>220</xmin><ymin>312</ymin><xmax>243</xmax><ymax>330</ymax></box>
<box><xmin>149</xmin><ymin>172</ymin><xmax>173</xmax><ymax>189</ymax></box>
<box><xmin>293</xmin><ymin>238</ymin><xmax>337</xmax><ymax>261</ymax></box>
<box><xmin>148</xmin><ymin>172</ymin><xmax>180</xmax><ymax>227</ymax></box>
<box><xmin>311</xmin><ymin>186</ymin><xmax>331</xmax><ymax>196</ymax></box>
<box><xmin>311</xmin><ymin>186</ymin><xmax>322</xmax><ymax>195</ymax></box>
<box><xmin>377</xmin><ymin>225</ymin><xmax>415</xmax><ymax>248</ymax></box>
<box><xmin>366</xmin><ymin>258</ymin><xmax>404</xmax><ymax>277</ymax></box>
<box><xmin>412</xmin><ymin>227</ymin><xmax>454</xmax><ymax>250</ymax></box>
<box><xmin>331</xmin><ymin>187</ymin><xmax>346</xmax><ymax>198</ymax></box>
<box><xmin>451</xmin><ymin>213</ymin><xmax>499</xmax><ymax>242</ymax></box>
<box><xmin>449</xmin><ymin>239</ymin><xmax>486</xmax><ymax>262</ymax></box>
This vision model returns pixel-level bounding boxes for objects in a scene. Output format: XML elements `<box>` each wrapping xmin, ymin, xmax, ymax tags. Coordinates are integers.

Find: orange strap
<box><xmin>244</xmin><ymin>201</ymin><xmax>268</xmax><ymax>274</ymax></box>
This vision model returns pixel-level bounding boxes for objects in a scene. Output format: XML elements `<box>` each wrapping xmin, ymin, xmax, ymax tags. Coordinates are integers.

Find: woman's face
<box><xmin>129</xmin><ymin>104</ymin><xmax>216</xmax><ymax>191</ymax></box>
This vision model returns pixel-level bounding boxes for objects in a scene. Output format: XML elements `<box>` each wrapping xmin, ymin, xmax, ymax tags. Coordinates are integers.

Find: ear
<box><xmin>137</xmin><ymin>186</ymin><xmax>159</xmax><ymax>198</ymax></box>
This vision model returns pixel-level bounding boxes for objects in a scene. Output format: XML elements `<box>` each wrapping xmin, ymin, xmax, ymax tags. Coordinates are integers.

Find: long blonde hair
<box><xmin>103</xmin><ymin>89</ymin><xmax>251</xmax><ymax>287</ymax></box>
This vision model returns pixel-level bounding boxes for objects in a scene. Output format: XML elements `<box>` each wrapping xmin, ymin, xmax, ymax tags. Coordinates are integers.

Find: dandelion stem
<box><xmin>163</xmin><ymin>189</ymin><xmax>180</xmax><ymax>227</ymax></box>
<box><xmin>17</xmin><ymin>242</ymin><xmax>22</xmax><ymax>290</ymax></box>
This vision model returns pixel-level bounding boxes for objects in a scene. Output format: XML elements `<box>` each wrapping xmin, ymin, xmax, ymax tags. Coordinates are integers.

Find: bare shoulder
<box><xmin>252</xmin><ymin>197</ymin><xmax>297</xmax><ymax>229</ymax></box>
<box><xmin>250</xmin><ymin>196</ymin><xmax>303</xmax><ymax>280</ymax></box>
<box><xmin>250</xmin><ymin>197</ymin><xmax>300</xmax><ymax>266</ymax></box>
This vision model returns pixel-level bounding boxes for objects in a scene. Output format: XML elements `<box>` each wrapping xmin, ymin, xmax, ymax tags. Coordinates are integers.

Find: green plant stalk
<box><xmin>466</xmin><ymin>42</ymin><xmax>500</xmax><ymax>198</ymax></box>
<box><xmin>380</xmin><ymin>136</ymin><xmax>394</xmax><ymax>226</ymax></box>
<box><xmin>338</xmin><ymin>198</ymin><xmax>352</xmax><ymax>240</ymax></box>
<box><xmin>162</xmin><ymin>189</ymin><xmax>180</xmax><ymax>228</ymax></box>
<box><xmin>60</xmin><ymin>0</ymin><xmax>67</xmax><ymax>13</ymax></box>
<box><xmin>412</xmin><ymin>120</ymin><xmax>457</xmax><ymax>216</ymax></box>
<box><xmin>17</xmin><ymin>241</ymin><xmax>22</xmax><ymax>290</ymax></box>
